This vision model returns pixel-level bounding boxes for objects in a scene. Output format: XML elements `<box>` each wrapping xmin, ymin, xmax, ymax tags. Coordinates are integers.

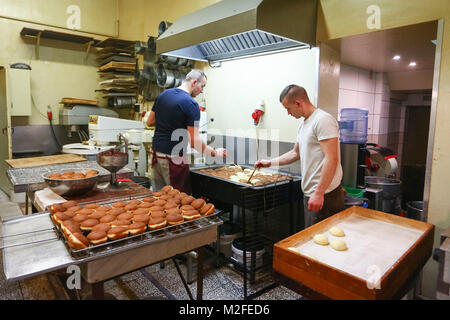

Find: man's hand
<box><xmin>254</xmin><ymin>159</ymin><xmax>271</xmax><ymax>169</ymax></box>
<box><xmin>214</xmin><ymin>148</ymin><xmax>227</xmax><ymax>158</ymax></box>
<box><xmin>308</xmin><ymin>190</ymin><xmax>324</xmax><ymax>212</ymax></box>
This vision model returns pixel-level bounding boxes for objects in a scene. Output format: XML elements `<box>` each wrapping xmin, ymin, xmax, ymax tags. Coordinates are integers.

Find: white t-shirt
<box><xmin>297</xmin><ymin>108</ymin><xmax>343</xmax><ymax>197</ymax></box>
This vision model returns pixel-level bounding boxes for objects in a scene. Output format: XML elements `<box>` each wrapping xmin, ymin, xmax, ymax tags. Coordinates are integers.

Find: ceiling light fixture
<box><xmin>409</xmin><ymin>61</ymin><xmax>417</xmax><ymax>67</ymax></box>
<box><xmin>392</xmin><ymin>55</ymin><xmax>401</xmax><ymax>60</ymax></box>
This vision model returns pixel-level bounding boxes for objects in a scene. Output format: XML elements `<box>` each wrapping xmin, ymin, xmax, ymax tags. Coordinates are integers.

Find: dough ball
<box><xmin>313</xmin><ymin>234</ymin><xmax>329</xmax><ymax>246</ymax></box>
<box><xmin>330</xmin><ymin>239</ymin><xmax>348</xmax><ymax>251</ymax></box>
<box><xmin>329</xmin><ymin>226</ymin><xmax>345</xmax><ymax>237</ymax></box>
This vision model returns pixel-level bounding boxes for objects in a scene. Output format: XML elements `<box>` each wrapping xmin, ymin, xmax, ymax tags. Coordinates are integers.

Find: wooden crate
<box><xmin>273</xmin><ymin>206</ymin><xmax>434</xmax><ymax>299</ymax></box>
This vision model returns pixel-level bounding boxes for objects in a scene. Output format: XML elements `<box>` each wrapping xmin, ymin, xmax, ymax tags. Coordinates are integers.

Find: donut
<box><xmin>84</xmin><ymin>203</ymin><xmax>100</xmax><ymax>209</ymax></box>
<box><xmin>132</xmin><ymin>214</ymin><xmax>150</xmax><ymax>224</ymax></box>
<box><xmin>68</xmin><ymin>232</ymin><xmax>89</xmax><ymax>250</ymax></box>
<box><xmin>107</xmin><ymin>227</ymin><xmax>129</xmax><ymax>241</ymax></box>
<box><xmin>111</xmin><ymin>220</ymin><xmax>131</xmax><ymax>228</ymax></box>
<box><xmin>53</xmin><ymin>212</ymin><xmax>70</xmax><ymax>227</ymax></box>
<box><xmin>117</xmin><ymin>212</ymin><xmax>133</xmax><ymax>221</ymax></box>
<box><xmin>142</xmin><ymin>197</ymin><xmax>157</xmax><ymax>203</ymax></box>
<box><xmin>167</xmin><ymin>189</ymin><xmax>180</xmax><ymax>197</ymax></box>
<box><xmin>191</xmin><ymin>199</ymin><xmax>206</xmax><ymax>210</ymax></box>
<box><xmin>150</xmin><ymin>211</ymin><xmax>166</xmax><ymax>218</ymax></box>
<box><xmin>95</xmin><ymin>206</ymin><xmax>111</xmax><ymax>212</ymax></box>
<box><xmin>91</xmin><ymin>223</ymin><xmax>111</xmax><ymax>233</ymax></box>
<box><xmin>80</xmin><ymin>218</ymin><xmax>100</xmax><ymax>232</ymax></box>
<box><xmin>62</xmin><ymin>171</ymin><xmax>75</xmax><ymax>176</ymax></box>
<box><xmin>133</xmin><ymin>208</ymin><xmax>149</xmax><ymax>216</ymax></box>
<box><xmin>178</xmin><ymin>192</ymin><xmax>189</xmax><ymax>199</ymax></box>
<box><xmin>161</xmin><ymin>185</ymin><xmax>173</xmax><ymax>193</ymax></box>
<box><xmin>49</xmin><ymin>173</ymin><xmax>62</xmax><ymax>179</ymax></box>
<box><xmin>166</xmin><ymin>213</ymin><xmax>184</xmax><ymax>225</ymax></box>
<box><xmin>152</xmin><ymin>200</ymin><xmax>167</xmax><ymax>207</ymax></box>
<box><xmin>112</xmin><ymin>201</ymin><xmax>127</xmax><ymax>208</ymax></box>
<box><xmin>85</xmin><ymin>170</ymin><xmax>98</xmax><ymax>178</ymax></box>
<box><xmin>62</xmin><ymin>200</ymin><xmax>78</xmax><ymax>209</ymax></box>
<box><xmin>124</xmin><ymin>203</ymin><xmax>138</xmax><ymax>212</ymax></box>
<box><xmin>99</xmin><ymin>214</ymin><xmax>116</xmax><ymax>224</ymax></box>
<box><xmin>138</xmin><ymin>202</ymin><xmax>152</xmax><ymax>209</ymax></box>
<box><xmin>169</xmin><ymin>197</ymin><xmax>181</xmax><ymax>205</ymax></box>
<box><xmin>148</xmin><ymin>216</ymin><xmax>167</xmax><ymax>230</ymax></box>
<box><xmin>200</xmin><ymin>203</ymin><xmax>215</xmax><ymax>216</ymax></box>
<box><xmin>88</xmin><ymin>211</ymin><xmax>107</xmax><ymax>220</ymax></box>
<box><xmin>61</xmin><ymin>220</ymin><xmax>81</xmax><ymax>237</ymax></box>
<box><xmin>152</xmin><ymin>191</ymin><xmax>165</xmax><ymax>198</ymax></box>
<box><xmin>62</xmin><ymin>210</ymin><xmax>77</xmax><ymax>218</ymax></box>
<box><xmin>77</xmin><ymin>208</ymin><xmax>94</xmax><ymax>216</ymax></box>
<box><xmin>181</xmin><ymin>196</ymin><xmax>195</xmax><ymax>206</ymax></box>
<box><xmin>164</xmin><ymin>201</ymin><xmax>179</xmax><ymax>210</ymax></box>
<box><xmin>109</xmin><ymin>208</ymin><xmax>126</xmax><ymax>216</ymax></box>
<box><xmin>166</xmin><ymin>208</ymin><xmax>182</xmax><ymax>215</ymax></box>
<box><xmin>128</xmin><ymin>222</ymin><xmax>147</xmax><ymax>235</ymax></box>
<box><xmin>149</xmin><ymin>206</ymin><xmax>164</xmax><ymax>213</ymax></box>
<box><xmin>66</xmin><ymin>206</ymin><xmax>82</xmax><ymax>214</ymax></box>
<box><xmin>87</xmin><ymin>231</ymin><xmax>108</xmax><ymax>245</ymax></box>
<box><xmin>182</xmin><ymin>209</ymin><xmax>201</xmax><ymax>221</ymax></box>
<box><xmin>50</xmin><ymin>203</ymin><xmax>66</xmax><ymax>215</ymax></box>
<box><xmin>180</xmin><ymin>205</ymin><xmax>195</xmax><ymax>212</ymax></box>
<box><xmin>72</xmin><ymin>214</ymin><xmax>89</xmax><ymax>224</ymax></box>
<box><xmin>158</xmin><ymin>194</ymin><xmax>170</xmax><ymax>201</ymax></box>
<box><xmin>127</xmin><ymin>199</ymin><xmax>142</xmax><ymax>206</ymax></box>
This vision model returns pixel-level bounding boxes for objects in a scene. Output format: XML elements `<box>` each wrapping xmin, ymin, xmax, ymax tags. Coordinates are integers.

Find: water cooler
<box><xmin>339</xmin><ymin>108</ymin><xmax>368</xmax><ymax>208</ymax></box>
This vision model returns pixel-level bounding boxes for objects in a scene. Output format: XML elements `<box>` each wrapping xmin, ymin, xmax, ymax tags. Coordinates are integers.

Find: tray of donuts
<box><xmin>48</xmin><ymin>185</ymin><xmax>219</xmax><ymax>259</ymax></box>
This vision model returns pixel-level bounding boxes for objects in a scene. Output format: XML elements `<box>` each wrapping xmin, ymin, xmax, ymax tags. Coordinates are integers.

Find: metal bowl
<box><xmin>42</xmin><ymin>168</ymin><xmax>99</xmax><ymax>196</ymax></box>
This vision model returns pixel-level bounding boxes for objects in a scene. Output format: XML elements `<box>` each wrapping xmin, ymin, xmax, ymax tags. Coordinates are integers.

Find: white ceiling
<box><xmin>331</xmin><ymin>20</ymin><xmax>437</xmax><ymax>74</ymax></box>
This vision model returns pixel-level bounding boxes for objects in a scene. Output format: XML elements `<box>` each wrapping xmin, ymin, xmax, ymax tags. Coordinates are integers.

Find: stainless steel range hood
<box><xmin>156</xmin><ymin>0</ymin><xmax>317</xmax><ymax>62</ymax></box>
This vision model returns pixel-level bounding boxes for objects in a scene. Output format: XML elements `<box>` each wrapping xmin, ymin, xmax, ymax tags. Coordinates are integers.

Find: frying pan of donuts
<box><xmin>49</xmin><ymin>185</ymin><xmax>215</xmax><ymax>251</ymax></box>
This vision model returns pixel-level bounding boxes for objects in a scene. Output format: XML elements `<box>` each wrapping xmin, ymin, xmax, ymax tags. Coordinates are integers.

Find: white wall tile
<box><xmin>374</xmin><ymin>93</ymin><xmax>382</xmax><ymax>114</ymax></box>
<box><xmin>357</xmin><ymin>91</ymin><xmax>374</xmax><ymax>114</ymax></box>
<box><xmin>375</xmin><ymin>73</ymin><xmax>384</xmax><ymax>94</ymax></box>
<box><xmin>381</xmin><ymin>101</ymin><xmax>390</xmax><ymax>116</ymax></box>
<box><xmin>339</xmin><ymin>64</ymin><xmax>359</xmax><ymax>90</ymax></box>
<box><xmin>380</xmin><ymin>117</ymin><xmax>389</xmax><ymax>134</ymax></box>
<box><xmin>367</xmin><ymin>114</ymin><xmax>374</xmax><ymax>134</ymax></box>
<box><xmin>358</xmin><ymin>69</ymin><xmax>375</xmax><ymax>93</ymax></box>
<box><xmin>338</xmin><ymin>88</ymin><xmax>359</xmax><ymax>108</ymax></box>
<box><xmin>372</xmin><ymin>114</ymin><xmax>380</xmax><ymax>134</ymax></box>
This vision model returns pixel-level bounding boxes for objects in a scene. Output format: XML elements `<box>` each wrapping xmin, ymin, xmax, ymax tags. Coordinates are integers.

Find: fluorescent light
<box><xmin>392</xmin><ymin>55</ymin><xmax>401</xmax><ymax>60</ymax></box>
<box><xmin>409</xmin><ymin>61</ymin><xmax>417</xmax><ymax>67</ymax></box>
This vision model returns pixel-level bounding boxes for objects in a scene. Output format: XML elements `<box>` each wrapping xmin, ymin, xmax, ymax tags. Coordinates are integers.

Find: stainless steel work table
<box><xmin>1</xmin><ymin>212</ymin><xmax>222</xmax><ymax>299</ymax></box>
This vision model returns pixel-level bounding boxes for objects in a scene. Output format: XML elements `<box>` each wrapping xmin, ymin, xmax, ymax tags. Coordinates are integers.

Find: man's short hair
<box><xmin>185</xmin><ymin>69</ymin><xmax>207</xmax><ymax>82</ymax></box>
<box><xmin>279</xmin><ymin>85</ymin><xmax>309</xmax><ymax>103</ymax></box>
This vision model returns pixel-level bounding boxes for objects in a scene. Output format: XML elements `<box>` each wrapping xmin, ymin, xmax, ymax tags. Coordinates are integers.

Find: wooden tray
<box><xmin>6</xmin><ymin>154</ymin><xmax>86</xmax><ymax>168</ymax></box>
<box><xmin>273</xmin><ymin>206</ymin><xmax>434</xmax><ymax>299</ymax></box>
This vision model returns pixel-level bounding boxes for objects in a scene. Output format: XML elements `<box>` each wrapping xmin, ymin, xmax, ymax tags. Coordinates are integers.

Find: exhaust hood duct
<box><xmin>156</xmin><ymin>0</ymin><xmax>318</xmax><ymax>62</ymax></box>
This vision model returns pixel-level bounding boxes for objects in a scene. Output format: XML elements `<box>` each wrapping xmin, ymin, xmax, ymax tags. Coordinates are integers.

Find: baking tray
<box><xmin>52</xmin><ymin>196</ymin><xmax>223</xmax><ymax>260</ymax></box>
<box><xmin>273</xmin><ymin>206</ymin><xmax>435</xmax><ymax>299</ymax></box>
<box><xmin>190</xmin><ymin>164</ymin><xmax>302</xmax><ymax>210</ymax></box>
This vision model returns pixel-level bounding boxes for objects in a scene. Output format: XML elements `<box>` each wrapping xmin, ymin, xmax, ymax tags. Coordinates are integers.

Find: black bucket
<box><xmin>406</xmin><ymin>201</ymin><xmax>423</xmax><ymax>220</ymax></box>
<box><xmin>131</xmin><ymin>176</ymin><xmax>150</xmax><ymax>189</ymax></box>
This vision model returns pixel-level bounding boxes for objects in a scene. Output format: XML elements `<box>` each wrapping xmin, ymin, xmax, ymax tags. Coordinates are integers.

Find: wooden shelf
<box><xmin>20</xmin><ymin>27</ymin><xmax>101</xmax><ymax>45</ymax></box>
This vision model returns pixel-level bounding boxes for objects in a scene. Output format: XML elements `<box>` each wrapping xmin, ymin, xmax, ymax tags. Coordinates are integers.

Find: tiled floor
<box><xmin>0</xmin><ymin>189</ymin><xmax>301</xmax><ymax>301</ymax></box>
<box><xmin>0</xmin><ymin>249</ymin><xmax>301</xmax><ymax>300</ymax></box>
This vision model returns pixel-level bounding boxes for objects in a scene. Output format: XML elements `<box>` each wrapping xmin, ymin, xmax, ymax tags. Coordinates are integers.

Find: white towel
<box><xmin>35</xmin><ymin>188</ymin><xmax>66</xmax><ymax>211</ymax></box>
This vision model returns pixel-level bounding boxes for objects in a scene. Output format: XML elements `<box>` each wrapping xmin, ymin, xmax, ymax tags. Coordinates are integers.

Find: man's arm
<box><xmin>254</xmin><ymin>142</ymin><xmax>300</xmax><ymax>168</ymax></box>
<box><xmin>187</xmin><ymin>126</ymin><xmax>226</xmax><ymax>157</ymax></box>
<box><xmin>146</xmin><ymin>111</ymin><xmax>155</xmax><ymax>127</ymax></box>
<box><xmin>307</xmin><ymin>137</ymin><xmax>340</xmax><ymax>211</ymax></box>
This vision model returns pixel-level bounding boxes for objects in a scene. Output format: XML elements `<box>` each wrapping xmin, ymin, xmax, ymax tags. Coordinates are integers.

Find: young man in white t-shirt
<box><xmin>254</xmin><ymin>85</ymin><xmax>344</xmax><ymax>228</ymax></box>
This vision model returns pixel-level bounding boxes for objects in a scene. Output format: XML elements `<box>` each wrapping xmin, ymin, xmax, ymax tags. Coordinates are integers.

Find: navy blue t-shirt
<box><xmin>152</xmin><ymin>88</ymin><xmax>200</xmax><ymax>156</ymax></box>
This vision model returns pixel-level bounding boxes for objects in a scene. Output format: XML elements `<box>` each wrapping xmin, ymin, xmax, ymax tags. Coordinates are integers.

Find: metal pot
<box><xmin>42</xmin><ymin>168</ymin><xmax>98</xmax><ymax>196</ymax></box>
<box><xmin>365</xmin><ymin>176</ymin><xmax>402</xmax><ymax>199</ymax></box>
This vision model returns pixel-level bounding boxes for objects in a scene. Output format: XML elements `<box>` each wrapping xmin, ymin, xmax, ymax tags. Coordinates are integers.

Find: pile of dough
<box><xmin>330</xmin><ymin>239</ymin><xmax>348</xmax><ymax>251</ymax></box>
<box><xmin>329</xmin><ymin>226</ymin><xmax>345</xmax><ymax>237</ymax></box>
<box><xmin>313</xmin><ymin>233</ymin><xmax>329</xmax><ymax>245</ymax></box>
